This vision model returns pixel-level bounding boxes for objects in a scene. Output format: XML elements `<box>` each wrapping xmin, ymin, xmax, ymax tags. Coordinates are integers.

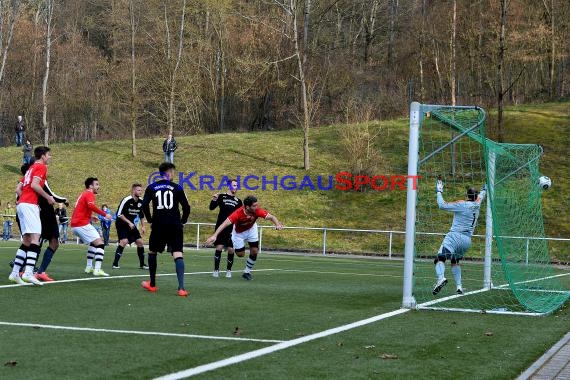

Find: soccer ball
<box><xmin>538</xmin><ymin>176</ymin><xmax>552</xmax><ymax>190</ymax></box>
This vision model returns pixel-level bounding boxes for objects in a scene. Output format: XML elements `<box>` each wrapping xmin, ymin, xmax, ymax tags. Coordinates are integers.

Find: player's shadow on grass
<box><xmin>2</xmin><ymin>164</ymin><xmax>22</xmax><ymax>175</ymax></box>
<box><xmin>136</xmin><ymin>148</ymin><xmax>162</xmax><ymax>169</ymax></box>
<box><xmin>510</xmin><ymin>109</ymin><xmax>570</xmax><ymax>121</ymax></box>
<box><xmin>227</xmin><ymin>149</ymin><xmax>301</xmax><ymax>169</ymax></box>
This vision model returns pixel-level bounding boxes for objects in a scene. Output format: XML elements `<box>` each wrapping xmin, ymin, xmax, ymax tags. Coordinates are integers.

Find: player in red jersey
<box><xmin>206</xmin><ymin>195</ymin><xmax>283</xmax><ymax>280</ymax></box>
<box><xmin>71</xmin><ymin>177</ymin><xmax>113</xmax><ymax>276</ymax></box>
<box><xmin>8</xmin><ymin>146</ymin><xmax>55</xmax><ymax>286</ymax></box>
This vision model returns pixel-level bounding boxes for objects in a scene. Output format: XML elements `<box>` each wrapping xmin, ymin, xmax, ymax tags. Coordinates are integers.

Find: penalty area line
<box><xmin>0</xmin><ymin>269</ymin><xmax>279</xmax><ymax>289</ymax></box>
<box><xmin>0</xmin><ymin>321</ymin><xmax>284</xmax><ymax>344</ymax></box>
<box><xmin>154</xmin><ymin>308</ymin><xmax>410</xmax><ymax>380</ymax></box>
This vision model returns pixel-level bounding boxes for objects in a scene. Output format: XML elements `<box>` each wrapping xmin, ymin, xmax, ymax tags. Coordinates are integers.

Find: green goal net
<box><xmin>402</xmin><ymin>103</ymin><xmax>569</xmax><ymax>315</ymax></box>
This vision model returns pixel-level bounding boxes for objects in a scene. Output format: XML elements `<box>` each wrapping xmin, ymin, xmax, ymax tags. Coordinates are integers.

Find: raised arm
<box><xmin>265</xmin><ymin>213</ymin><xmax>284</xmax><ymax>230</ymax></box>
<box><xmin>209</xmin><ymin>194</ymin><xmax>219</xmax><ymax>210</ymax></box>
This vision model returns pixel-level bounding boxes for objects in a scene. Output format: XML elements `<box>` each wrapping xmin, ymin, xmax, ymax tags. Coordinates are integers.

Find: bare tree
<box><xmin>0</xmin><ymin>0</ymin><xmax>21</xmax><ymax>87</ymax></box>
<box><xmin>497</xmin><ymin>0</ymin><xmax>507</xmax><ymax>142</ymax></box>
<box><xmin>165</xmin><ymin>0</ymin><xmax>186</xmax><ymax>136</ymax></box>
<box><xmin>450</xmin><ymin>0</ymin><xmax>457</xmax><ymax>176</ymax></box>
<box><xmin>450</xmin><ymin>0</ymin><xmax>457</xmax><ymax>106</ymax></box>
<box><xmin>362</xmin><ymin>0</ymin><xmax>379</xmax><ymax>64</ymax></box>
<box><xmin>387</xmin><ymin>0</ymin><xmax>398</xmax><ymax>65</ymax></box>
<box><xmin>542</xmin><ymin>0</ymin><xmax>555</xmax><ymax>97</ymax></box>
<box><xmin>266</xmin><ymin>0</ymin><xmax>312</xmax><ymax>169</ymax></box>
<box><xmin>42</xmin><ymin>0</ymin><xmax>54</xmax><ymax>146</ymax></box>
<box><xmin>418</xmin><ymin>0</ymin><xmax>427</xmax><ymax>102</ymax></box>
<box><xmin>296</xmin><ymin>0</ymin><xmax>311</xmax><ymax>170</ymax></box>
<box><xmin>129</xmin><ymin>0</ymin><xmax>137</xmax><ymax>156</ymax></box>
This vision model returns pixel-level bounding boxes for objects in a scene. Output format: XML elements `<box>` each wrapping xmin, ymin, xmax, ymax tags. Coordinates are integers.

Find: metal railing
<box><xmin>184</xmin><ymin>222</ymin><xmax>570</xmax><ymax>261</ymax></box>
<box><xmin>2</xmin><ymin>215</ymin><xmax>568</xmax><ymax>261</ymax></box>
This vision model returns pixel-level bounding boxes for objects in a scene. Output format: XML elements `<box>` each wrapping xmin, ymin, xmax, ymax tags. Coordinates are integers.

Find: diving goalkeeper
<box><xmin>432</xmin><ymin>178</ymin><xmax>486</xmax><ymax>296</ymax></box>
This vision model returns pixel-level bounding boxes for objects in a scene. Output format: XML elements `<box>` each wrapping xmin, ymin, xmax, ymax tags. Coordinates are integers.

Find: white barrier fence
<box><xmin>2</xmin><ymin>216</ymin><xmax>566</xmax><ymax>261</ymax></box>
<box><xmin>185</xmin><ymin>222</ymin><xmax>570</xmax><ymax>262</ymax></box>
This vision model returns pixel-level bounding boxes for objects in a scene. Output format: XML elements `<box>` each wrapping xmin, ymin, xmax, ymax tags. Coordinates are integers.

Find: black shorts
<box><xmin>116</xmin><ymin>224</ymin><xmax>142</xmax><ymax>244</ymax></box>
<box><xmin>149</xmin><ymin>224</ymin><xmax>183</xmax><ymax>253</ymax></box>
<box><xmin>214</xmin><ymin>225</ymin><xmax>233</xmax><ymax>247</ymax></box>
<box><xmin>40</xmin><ymin>208</ymin><xmax>59</xmax><ymax>240</ymax></box>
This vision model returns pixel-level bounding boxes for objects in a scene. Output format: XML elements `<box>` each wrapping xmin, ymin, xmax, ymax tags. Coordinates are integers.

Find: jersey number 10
<box><xmin>155</xmin><ymin>190</ymin><xmax>174</xmax><ymax>210</ymax></box>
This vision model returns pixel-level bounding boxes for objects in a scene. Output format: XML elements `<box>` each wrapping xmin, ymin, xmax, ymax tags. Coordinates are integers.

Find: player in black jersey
<box><xmin>141</xmin><ymin>162</ymin><xmax>191</xmax><ymax>297</ymax></box>
<box><xmin>209</xmin><ymin>179</ymin><xmax>242</xmax><ymax>278</ymax></box>
<box><xmin>112</xmin><ymin>183</ymin><xmax>147</xmax><ymax>269</ymax></box>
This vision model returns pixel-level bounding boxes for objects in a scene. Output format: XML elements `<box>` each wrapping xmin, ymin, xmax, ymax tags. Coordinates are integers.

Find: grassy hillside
<box><xmin>0</xmin><ymin>102</ymin><xmax>568</xmax><ymax>260</ymax></box>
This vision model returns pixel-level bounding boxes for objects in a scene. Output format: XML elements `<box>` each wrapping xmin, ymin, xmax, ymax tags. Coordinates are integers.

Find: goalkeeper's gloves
<box><xmin>481</xmin><ymin>183</ymin><xmax>487</xmax><ymax>192</ymax></box>
<box><xmin>436</xmin><ymin>179</ymin><xmax>444</xmax><ymax>193</ymax></box>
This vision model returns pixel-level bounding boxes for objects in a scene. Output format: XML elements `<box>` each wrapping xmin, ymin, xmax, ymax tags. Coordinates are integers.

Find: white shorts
<box><xmin>16</xmin><ymin>203</ymin><xmax>41</xmax><ymax>234</ymax></box>
<box><xmin>231</xmin><ymin>223</ymin><xmax>259</xmax><ymax>250</ymax></box>
<box><xmin>72</xmin><ymin>224</ymin><xmax>101</xmax><ymax>245</ymax></box>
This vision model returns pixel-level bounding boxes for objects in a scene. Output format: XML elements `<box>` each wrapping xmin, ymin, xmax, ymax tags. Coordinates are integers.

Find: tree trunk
<box><xmin>27</xmin><ymin>9</ymin><xmax>41</xmax><ymax>131</ymax></box>
<box><xmin>477</xmin><ymin>3</ymin><xmax>484</xmax><ymax>104</ymax></box>
<box><xmin>418</xmin><ymin>0</ymin><xmax>426</xmax><ymax>102</ymax></box>
<box><xmin>387</xmin><ymin>0</ymin><xmax>398</xmax><ymax>65</ymax></box>
<box><xmin>0</xmin><ymin>2</ymin><xmax>19</xmax><ymax>86</ymax></box>
<box><xmin>168</xmin><ymin>0</ymin><xmax>186</xmax><ymax>136</ymax></box>
<box><xmin>450</xmin><ymin>0</ymin><xmax>457</xmax><ymax>176</ymax></box>
<box><xmin>129</xmin><ymin>0</ymin><xmax>137</xmax><ymax>156</ymax></box>
<box><xmin>302</xmin><ymin>0</ymin><xmax>311</xmax><ymax>68</ymax></box>
<box><xmin>292</xmin><ymin>0</ymin><xmax>310</xmax><ymax>170</ymax></box>
<box><xmin>363</xmin><ymin>0</ymin><xmax>378</xmax><ymax>65</ymax></box>
<box><xmin>42</xmin><ymin>0</ymin><xmax>54</xmax><ymax>146</ymax></box>
<box><xmin>497</xmin><ymin>0</ymin><xmax>507</xmax><ymax>142</ymax></box>
<box><xmin>450</xmin><ymin>0</ymin><xmax>456</xmax><ymax>106</ymax></box>
<box><xmin>542</xmin><ymin>0</ymin><xmax>555</xmax><ymax>97</ymax></box>
<box><xmin>433</xmin><ymin>37</ymin><xmax>443</xmax><ymax>103</ymax></box>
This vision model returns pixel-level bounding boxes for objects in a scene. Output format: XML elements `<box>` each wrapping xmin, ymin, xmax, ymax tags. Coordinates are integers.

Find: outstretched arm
<box><xmin>265</xmin><ymin>214</ymin><xmax>284</xmax><ymax>230</ymax></box>
<box><xmin>206</xmin><ymin>218</ymin><xmax>232</xmax><ymax>245</ymax></box>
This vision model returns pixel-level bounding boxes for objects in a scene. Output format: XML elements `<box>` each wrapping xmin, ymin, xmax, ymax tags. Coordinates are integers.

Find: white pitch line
<box><xmin>0</xmin><ymin>269</ymin><xmax>278</xmax><ymax>289</ymax></box>
<box><xmin>0</xmin><ymin>321</ymin><xmax>284</xmax><ymax>343</ymax></box>
<box><xmin>154</xmin><ymin>308</ymin><xmax>410</xmax><ymax>380</ymax></box>
<box><xmin>274</xmin><ymin>268</ymin><xmax>403</xmax><ymax>278</ymax></box>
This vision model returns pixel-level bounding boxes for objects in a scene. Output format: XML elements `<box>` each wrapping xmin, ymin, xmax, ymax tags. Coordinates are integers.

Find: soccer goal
<box><xmin>402</xmin><ymin>102</ymin><xmax>569</xmax><ymax>316</ymax></box>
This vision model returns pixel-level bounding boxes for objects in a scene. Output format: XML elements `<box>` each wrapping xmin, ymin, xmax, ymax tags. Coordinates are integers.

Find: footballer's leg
<box><xmin>112</xmin><ymin>242</ymin><xmax>126</xmax><ymax>269</ymax></box>
<box><xmin>231</xmin><ymin>232</ymin><xmax>249</xmax><ymax>279</ymax></box>
<box><xmin>241</xmin><ymin>224</ymin><xmax>260</xmax><ymax>281</ymax></box>
<box><xmin>136</xmin><ymin>240</ymin><xmax>147</xmax><ymax>269</ymax></box>
<box><xmin>173</xmin><ymin>252</ymin><xmax>187</xmax><ymax>296</ymax></box>
<box><xmin>432</xmin><ymin>246</ymin><xmax>450</xmax><ymax>295</ymax></box>
<box><xmin>226</xmin><ymin>245</ymin><xmax>235</xmax><ymax>278</ymax></box>
<box><xmin>213</xmin><ymin>243</ymin><xmax>222</xmax><ymax>278</ymax></box>
<box><xmin>85</xmin><ymin>246</ymin><xmax>96</xmax><ymax>273</ymax></box>
<box><xmin>142</xmin><ymin>226</ymin><xmax>161</xmax><ymax>292</ymax></box>
<box><xmin>142</xmin><ymin>251</ymin><xmax>158</xmax><ymax>292</ymax></box>
<box><xmin>36</xmin><ymin>236</ymin><xmax>58</xmax><ymax>282</ymax></box>
<box><xmin>172</xmin><ymin>224</ymin><xmax>187</xmax><ymax>296</ymax></box>
<box><xmin>36</xmin><ymin>213</ymin><xmax>59</xmax><ymax>281</ymax></box>
<box><xmin>8</xmin><ymin>244</ymin><xmax>27</xmax><ymax>284</ymax></box>
<box><xmin>22</xmin><ymin>238</ymin><xmax>43</xmax><ymax>285</ymax></box>
<box><xmin>242</xmin><ymin>242</ymin><xmax>258</xmax><ymax>281</ymax></box>
<box><xmin>92</xmin><ymin>240</ymin><xmax>109</xmax><ymax>277</ymax></box>
<box><xmin>451</xmin><ymin>256</ymin><xmax>462</xmax><ymax>294</ymax></box>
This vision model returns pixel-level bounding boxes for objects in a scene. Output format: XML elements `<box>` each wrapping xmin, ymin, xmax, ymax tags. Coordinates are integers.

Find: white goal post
<box><xmin>402</xmin><ymin>102</ymin><xmax>494</xmax><ymax>310</ymax></box>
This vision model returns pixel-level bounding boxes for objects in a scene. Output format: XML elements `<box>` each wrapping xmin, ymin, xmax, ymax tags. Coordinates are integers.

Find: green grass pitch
<box><xmin>0</xmin><ymin>242</ymin><xmax>568</xmax><ymax>379</ymax></box>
